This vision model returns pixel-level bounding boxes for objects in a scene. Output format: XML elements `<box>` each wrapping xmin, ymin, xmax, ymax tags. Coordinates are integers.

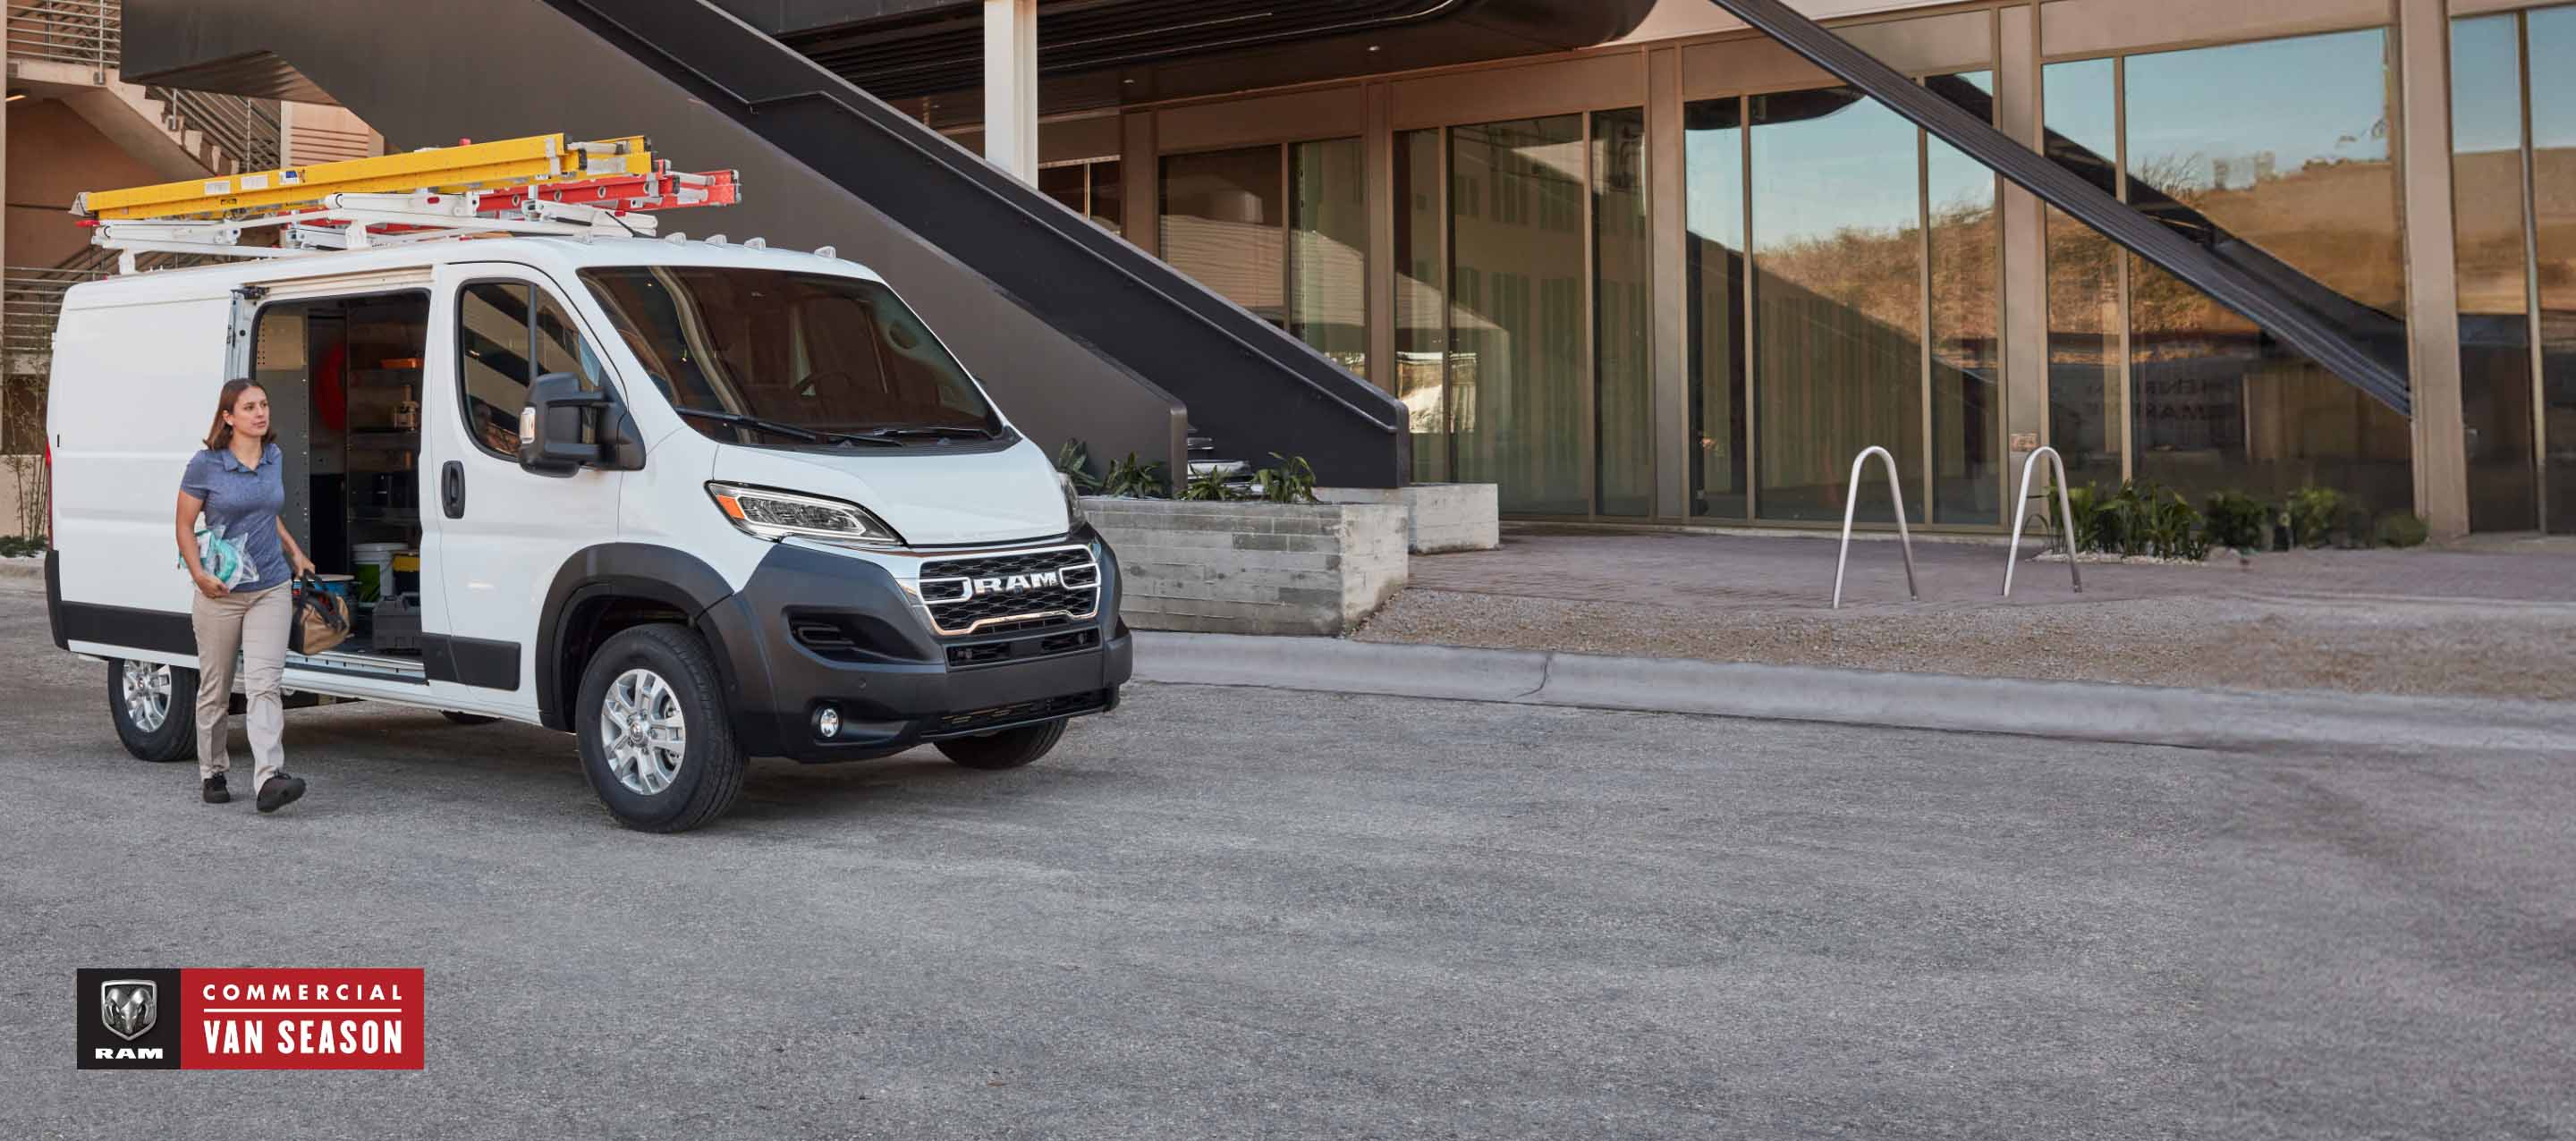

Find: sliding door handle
<box><xmin>441</xmin><ymin>461</ymin><xmax>466</xmax><ymax>519</ymax></box>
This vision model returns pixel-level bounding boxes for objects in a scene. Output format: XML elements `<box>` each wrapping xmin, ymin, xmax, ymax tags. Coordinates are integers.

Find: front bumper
<box><xmin>699</xmin><ymin>528</ymin><xmax>1131</xmax><ymax>761</ymax></box>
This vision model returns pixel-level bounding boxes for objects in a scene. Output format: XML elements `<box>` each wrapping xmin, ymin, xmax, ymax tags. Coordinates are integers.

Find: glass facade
<box><xmin>2122</xmin><ymin>30</ymin><xmax>2411</xmax><ymax>512</ymax></box>
<box><xmin>1448</xmin><ymin>115</ymin><xmax>1587</xmax><ymax>514</ymax></box>
<box><xmin>1594</xmin><ymin>108</ymin><xmax>1654</xmax><ymax>517</ymax></box>
<box><xmin>1116</xmin><ymin>11</ymin><xmax>2528</xmax><ymax>531</ymax></box>
<box><xmin>2532</xmin><ymin>6</ymin><xmax>2576</xmax><ymax>532</ymax></box>
<box><xmin>1683</xmin><ymin>98</ymin><xmax>1747</xmax><ymax>519</ymax></box>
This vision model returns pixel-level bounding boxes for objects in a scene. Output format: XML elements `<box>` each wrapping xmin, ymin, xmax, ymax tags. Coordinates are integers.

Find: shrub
<box><xmin>2202</xmin><ymin>491</ymin><xmax>2270</xmax><ymax>552</ymax></box>
<box><xmin>2048</xmin><ymin>483</ymin><xmax>2109</xmax><ymax>554</ymax></box>
<box><xmin>2373</xmin><ymin>511</ymin><xmax>2429</xmax><ymax>548</ymax></box>
<box><xmin>1099</xmin><ymin>452</ymin><xmax>1168</xmax><ymax>498</ymax></box>
<box><xmin>1052</xmin><ymin>439</ymin><xmax>1102</xmax><ymax>494</ymax></box>
<box><xmin>0</xmin><ymin>534</ymin><xmax>41</xmax><ymax>559</ymax></box>
<box><xmin>1252</xmin><ymin>453</ymin><xmax>1319</xmax><ymax>504</ymax></box>
<box><xmin>2286</xmin><ymin>486</ymin><xmax>2343</xmax><ymax>548</ymax></box>
<box><xmin>1176</xmin><ymin>466</ymin><xmax>1239</xmax><ymax>501</ymax></box>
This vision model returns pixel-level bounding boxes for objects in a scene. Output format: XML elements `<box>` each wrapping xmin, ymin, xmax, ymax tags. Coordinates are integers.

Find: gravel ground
<box><xmin>1356</xmin><ymin>565</ymin><xmax>2576</xmax><ymax>702</ymax></box>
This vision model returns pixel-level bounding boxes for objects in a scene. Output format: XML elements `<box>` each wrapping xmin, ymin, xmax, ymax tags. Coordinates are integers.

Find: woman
<box><xmin>175</xmin><ymin>378</ymin><xmax>317</xmax><ymax>813</ymax></box>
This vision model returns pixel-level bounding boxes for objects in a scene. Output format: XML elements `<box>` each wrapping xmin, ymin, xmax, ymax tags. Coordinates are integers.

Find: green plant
<box><xmin>1176</xmin><ymin>465</ymin><xmax>1240</xmax><ymax>501</ymax></box>
<box><xmin>2286</xmin><ymin>486</ymin><xmax>2343</xmax><ymax>548</ymax></box>
<box><xmin>2049</xmin><ymin>483</ymin><xmax>2109</xmax><ymax>554</ymax></box>
<box><xmin>0</xmin><ymin>534</ymin><xmax>41</xmax><ymax>559</ymax></box>
<box><xmin>1099</xmin><ymin>452</ymin><xmax>1168</xmax><ymax>498</ymax></box>
<box><xmin>2202</xmin><ymin>491</ymin><xmax>2270</xmax><ymax>553</ymax></box>
<box><xmin>2373</xmin><ymin>511</ymin><xmax>2429</xmax><ymax>548</ymax></box>
<box><xmin>1052</xmin><ymin>439</ymin><xmax>1102</xmax><ymax>494</ymax></box>
<box><xmin>2148</xmin><ymin>491</ymin><xmax>2210</xmax><ymax>562</ymax></box>
<box><xmin>1252</xmin><ymin>453</ymin><xmax>1319</xmax><ymax>504</ymax></box>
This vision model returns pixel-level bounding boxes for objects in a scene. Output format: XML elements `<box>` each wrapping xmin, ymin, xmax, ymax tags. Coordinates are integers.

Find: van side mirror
<box><xmin>518</xmin><ymin>372</ymin><xmax>612</xmax><ymax>476</ymax></box>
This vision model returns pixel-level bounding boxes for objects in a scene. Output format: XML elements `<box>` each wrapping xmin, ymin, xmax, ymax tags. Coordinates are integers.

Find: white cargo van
<box><xmin>43</xmin><ymin>234</ymin><xmax>1131</xmax><ymax>831</ymax></box>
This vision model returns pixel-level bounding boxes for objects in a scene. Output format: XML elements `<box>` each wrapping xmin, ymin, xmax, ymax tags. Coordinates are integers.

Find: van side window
<box><xmin>455</xmin><ymin>281</ymin><xmax>606</xmax><ymax>459</ymax></box>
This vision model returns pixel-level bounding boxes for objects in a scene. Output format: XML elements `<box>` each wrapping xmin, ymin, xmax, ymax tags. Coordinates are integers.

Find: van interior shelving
<box><xmin>252</xmin><ymin>292</ymin><xmax>434</xmax><ymax>670</ymax></box>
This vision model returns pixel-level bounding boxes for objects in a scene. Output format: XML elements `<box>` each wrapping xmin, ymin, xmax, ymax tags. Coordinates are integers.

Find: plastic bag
<box><xmin>186</xmin><ymin>522</ymin><xmax>256</xmax><ymax>589</ymax></box>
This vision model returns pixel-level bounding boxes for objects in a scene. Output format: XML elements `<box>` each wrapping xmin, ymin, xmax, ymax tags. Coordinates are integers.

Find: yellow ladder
<box><xmin>74</xmin><ymin>133</ymin><xmax>655</xmax><ymax>222</ymax></box>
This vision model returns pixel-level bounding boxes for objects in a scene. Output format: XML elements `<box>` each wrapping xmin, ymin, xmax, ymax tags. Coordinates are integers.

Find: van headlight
<box><xmin>706</xmin><ymin>482</ymin><xmax>903</xmax><ymax>545</ymax></box>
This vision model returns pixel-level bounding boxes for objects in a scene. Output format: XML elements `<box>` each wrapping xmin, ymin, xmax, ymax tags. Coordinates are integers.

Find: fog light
<box><xmin>814</xmin><ymin>706</ymin><xmax>842</xmax><ymax>740</ymax></box>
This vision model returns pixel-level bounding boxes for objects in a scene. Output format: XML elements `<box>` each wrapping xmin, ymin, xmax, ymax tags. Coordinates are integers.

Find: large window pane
<box><xmin>1289</xmin><ymin>138</ymin><xmax>1368</xmax><ymax>375</ymax></box>
<box><xmin>1088</xmin><ymin>159</ymin><xmax>1124</xmax><ymax>235</ymax></box>
<box><xmin>2122</xmin><ymin>30</ymin><xmax>2412</xmax><ymax>513</ymax></box>
<box><xmin>2453</xmin><ymin>13</ymin><xmax>2538</xmax><ymax>531</ymax></box>
<box><xmin>1160</xmin><ymin>147</ymin><xmax>1284</xmax><ymax>326</ymax></box>
<box><xmin>2043</xmin><ymin>59</ymin><xmax>2124</xmax><ymax>488</ymax></box>
<box><xmin>1929</xmin><ymin>71</ymin><xmax>2001</xmax><ymax>525</ymax></box>
<box><xmin>1594</xmin><ymin>108</ymin><xmax>1652</xmax><ymax>517</ymax></box>
<box><xmin>1685</xmin><ymin>97</ymin><xmax>1748</xmax><ymax>519</ymax></box>
<box><xmin>1394</xmin><ymin>129</ymin><xmax>1447</xmax><ymax>483</ymax></box>
<box><xmin>1752</xmin><ymin>88</ymin><xmax>1922</xmax><ymax>522</ymax></box>
<box><xmin>2531</xmin><ymin>6</ymin><xmax>2576</xmax><ymax>533</ymax></box>
<box><xmin>1450</xmin><ymin>115</ymin><xmax>1587</xmax><ymax>515</ymax></box>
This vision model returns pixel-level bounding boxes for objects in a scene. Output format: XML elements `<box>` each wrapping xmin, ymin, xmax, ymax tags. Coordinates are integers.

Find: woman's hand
<box><xmin>193</xmin><ymin>570</ymin><xmax>231</xmax><ymax>599</ymax></box>
<box><xmin>290</xmin><ymin>552</ymin><xmax>318</xmax><ymax>579</ymax></box>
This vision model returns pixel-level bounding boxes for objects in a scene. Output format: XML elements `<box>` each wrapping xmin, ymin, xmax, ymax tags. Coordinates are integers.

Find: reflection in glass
<box><xmin>2122</xmin><ymin>30</ymin><xmax>2411</xmax><ymax>511</ymax></box>
<box><xmin>2531</xmin><ymin>6</ymin><xmax>2576</xmax><ymax>532</ymax></box>
<box><xmin>2452</xmin><ymin>13</ymin><xmax>2538</xmax><ymax>530</ymax></box>
<box><xmin>2043</xmin><ymin>60</ymin><xmax>2123</xmax><ymax>488</ymax></box>
<box><xmin>1159</xmin><ymin>147</ymin><xmax>1284</xmax><ymax>325</ymax></box>
<box><xmin>1289</xmin><ymin>138</ymin><xmax>1368</xmax><ymax>375</ymax></box>
<box><xmin>1088</xmin><ymin>159</ymin><xmax>1124</xmax><ymax>234</ymax></box>
<box><xmin>1929</xmin><ymin>72</ymin><xmax>2000</xmax><ymax>524</ymax></box>
<box><xmin>1450</xmin><ymin>115</ymin><xmax>1587</xmax><ymax>515</ymax></box>
<box><xmin>1038</xmin><ymin>164</ymin><xmax>1088</xmax><ymax>219</ymax></box>
<box><xmin>1751</xmin><ymin>88</ymin><xmax>1921</xmax><ymax>521</ymax></box>
<box><xmin>1594</xmin><ymin>108</ymin><xmax>1652</xmax><ymax>516</ymax></box>
<box><xmin>1394</xmin><ymin>130</ymin><xmax>1447</xmax><ymax>483</ymax></box>
<box><xmin>1684</xmin><ymin>97</ymin><xmax>1747</xmax><ymax>518</ymax></box>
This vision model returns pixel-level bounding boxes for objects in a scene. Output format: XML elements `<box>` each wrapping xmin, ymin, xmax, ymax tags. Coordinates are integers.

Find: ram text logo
<box><xmin>966</xmin><ymin>570</ymin><xmax>1061</xmax><ymax>598</ymax></box>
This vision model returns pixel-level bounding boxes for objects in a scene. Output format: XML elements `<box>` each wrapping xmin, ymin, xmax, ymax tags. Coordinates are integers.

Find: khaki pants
<box><xmin>191</xmin><ymin>582</ymin><xmax>291</xmax><ymax>794</ymax></box>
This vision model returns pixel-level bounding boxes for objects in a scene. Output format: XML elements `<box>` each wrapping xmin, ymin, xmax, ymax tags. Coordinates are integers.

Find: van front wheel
<box><xmin>109</xmin><ymin>658</ymin><xmax>198</xmax><ymax>763</ymax></box>
<box><xmin>573</xmin><ymin>624</ymin><xmax>745</xmax><ymax>833</ymax></box>
<box><xmin>934</xmin><ymin>718</ymin><xmax>1066</xmax><ymax>771</ymax></box>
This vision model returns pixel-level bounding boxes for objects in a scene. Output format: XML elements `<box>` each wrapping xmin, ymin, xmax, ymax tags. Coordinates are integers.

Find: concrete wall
<box><xmin>1081</xmin><ymin>497</ymin><xmax>1407</xmax><ymax>636</ymax></box>
<box><xmin>1316</xmin><ymin>483</ymin><xmax>1500</xmax><ymax>554</ymax></box>
<box><xmin>5</xmin><ymin>98</ymin><xmax>165</xmax><ymax>267</ymax></box>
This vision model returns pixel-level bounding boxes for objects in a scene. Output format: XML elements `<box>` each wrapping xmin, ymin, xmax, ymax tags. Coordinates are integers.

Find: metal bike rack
<box><xmin>1831</xmin><ymin>445</ymin><xmax>1919</xmax><ymax>609</ymax></box>
<box><xmin>2002</xmin><ymin>445</ymin><xmax>2084</xmax><ymax>598</ymax></box>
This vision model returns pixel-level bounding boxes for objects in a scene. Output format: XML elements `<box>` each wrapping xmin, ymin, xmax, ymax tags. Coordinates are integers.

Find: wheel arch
<box><xmin>537</xmin><ymin>544</ymin><xmax>743</xmax><ymax>731</ymax></box>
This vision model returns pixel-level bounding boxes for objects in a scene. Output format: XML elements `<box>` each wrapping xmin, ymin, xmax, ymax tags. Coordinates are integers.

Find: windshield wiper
<box><xmin>835</xmin><ymin>425</ymin><xmax>1002</xmax><ymax>444</ymax></box>
<box><xmin>673</xmin><ymin>407</ymin><xmax>836</xmax><ymax>444</ymax></box>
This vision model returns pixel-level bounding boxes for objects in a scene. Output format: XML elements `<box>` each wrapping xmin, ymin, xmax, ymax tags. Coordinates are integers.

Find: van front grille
<box><xmin>916</xmin><ymin>545</ymin><xmax>1100</xmax><ymax>637</ymax></box>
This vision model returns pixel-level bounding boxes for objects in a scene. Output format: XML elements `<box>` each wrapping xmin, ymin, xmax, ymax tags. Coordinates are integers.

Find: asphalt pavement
<box><xmin>4</xmin><ymin>578</ymin><xmax>2571</xmax><ymax>1139</ymax></box>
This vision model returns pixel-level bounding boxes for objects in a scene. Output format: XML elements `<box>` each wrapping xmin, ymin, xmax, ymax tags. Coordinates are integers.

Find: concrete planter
<box><xmin>1079</xmin><ymin>496</ymin><xmax>1409</xmax><ymax>636</ymax></box>
<box><xmin>1315</xmin><ymin>483</ymin><xmax>1499</xmax><ymax>554</ymax></box>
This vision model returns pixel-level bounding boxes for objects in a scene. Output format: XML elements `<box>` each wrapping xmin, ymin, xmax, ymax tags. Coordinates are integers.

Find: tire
<box><xmin>439</xmin><ymin>711</ymin><xmax>500</xmax><ymax>726</ymax></box>
<box><xmin>109</xmin><ymin>658</ymin><xmax>198</xmax><ymax>764</ymax></box>
<box><xmin>935</xmin><ymin>718</ymin><xmax>1067</xmax><ymax>771</ymax></box>
<box><xmin>572</xmin><ymin>624</ymin><xmax>745</xmax><ymax>833</ymax></box>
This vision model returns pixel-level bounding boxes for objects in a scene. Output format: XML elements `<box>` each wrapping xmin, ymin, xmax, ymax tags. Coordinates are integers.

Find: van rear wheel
<box><xmin>572</xmin><ymin>624</ymin><xmax>745</xmax><ymax>833</ymax></box>
<box><xmin>109</xmin><ymin>658</ymin><xmax>198</xmax><ymax>763</ymax></box>
<box><xmin>934</xmin><ymin>718</ymin><xmax>1066</xmax><ymax>771</ymax></box>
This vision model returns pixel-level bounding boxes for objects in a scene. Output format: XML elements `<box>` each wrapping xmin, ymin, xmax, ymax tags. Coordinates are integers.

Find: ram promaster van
<box><xmin>44</xmin><ymin>141</ymin><xmax>1129</xmax><ymax>832</ymax></box>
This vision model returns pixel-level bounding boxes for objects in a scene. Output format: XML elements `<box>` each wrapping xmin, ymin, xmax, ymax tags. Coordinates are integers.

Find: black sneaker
<box><xmin>201</xmin><ymin>774</ymin><xmax>230</xmax><ymax>804</ymax></box>
<box><xmin>256</xmin><ymin>773</ymin><xmax>307</xmax><ymax>814</ymax></box>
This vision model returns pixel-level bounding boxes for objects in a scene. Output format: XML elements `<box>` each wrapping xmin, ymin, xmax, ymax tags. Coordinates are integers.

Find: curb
<box><xmin>0</xmin><ymin>559</ymin><xmax>40</xmax><ymax>581</ymax></box>
<box><xmin>1131</xmin><ymin>632</ymin><xmax>2576</xmax><ymax>754</ymax></box>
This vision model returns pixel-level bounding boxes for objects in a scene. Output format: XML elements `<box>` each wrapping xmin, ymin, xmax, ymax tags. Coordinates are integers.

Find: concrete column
<box><xmin>1997</xmin><ymin>4</ymin><xmax>2048</xmax><ymax>485</ymax></box>
<box><xmin>1364</xmin><ymin>82</ymin><xmax>1394</xmax><ymax>393</ymax></box>
<box><xmin>2397</xmin><ymin>0</ymin><xmax>2469</xmax><ymax>537</ymax></box>
<box><xmin>1648</xmin><ymin>46</ymin><xmax>1688</xmax><ymax>520</ymax></box>
<box><xmin>982</xmin><ymin>0</ymin><xmax>1038</xmax><ymax>182</ymax></box>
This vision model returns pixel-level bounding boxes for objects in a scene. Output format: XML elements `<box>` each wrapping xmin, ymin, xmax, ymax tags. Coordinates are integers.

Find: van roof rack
<box><xmin>72</xmin><ymin>132</ymin><xmax>741</xmax><ymax>274</ymax></box>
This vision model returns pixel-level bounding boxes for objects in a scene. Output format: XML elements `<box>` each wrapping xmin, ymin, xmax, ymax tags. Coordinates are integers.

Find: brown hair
<box><xmin>202</xmin><ymin>377</ymin><xmax>276</xmax><ymax>452</ymax></box>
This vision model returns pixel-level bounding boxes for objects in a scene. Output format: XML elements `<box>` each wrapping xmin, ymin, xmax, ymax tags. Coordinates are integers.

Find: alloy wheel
<box><xmin>599</xmin><ymin>667</ymin><xmax>686</xmax><ymax>795</ymax></box>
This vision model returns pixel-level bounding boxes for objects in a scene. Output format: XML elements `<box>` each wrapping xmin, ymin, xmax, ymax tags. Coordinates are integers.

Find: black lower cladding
<box><xmin>702</xmin><ymin>528</ymin><xmax>1130</xmax><ymax>761</ymax></box>
<box><xmin>46</xmin><ymin>550</ymin><xmax>65</xmax><ymax>651</ymax></box>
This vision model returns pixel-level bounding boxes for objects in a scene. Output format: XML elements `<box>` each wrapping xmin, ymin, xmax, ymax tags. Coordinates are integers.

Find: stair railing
<box><xmin>5</xmin><ymin>0</ymin><xmax>121</xmax><ymax>77</ymax></box>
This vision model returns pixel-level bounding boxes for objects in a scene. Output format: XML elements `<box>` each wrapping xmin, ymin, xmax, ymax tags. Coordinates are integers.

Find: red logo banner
<box><xmin>177</xmin><ymin>968</ymin><xmax>425</xmax><ymax>1070</ymax></box>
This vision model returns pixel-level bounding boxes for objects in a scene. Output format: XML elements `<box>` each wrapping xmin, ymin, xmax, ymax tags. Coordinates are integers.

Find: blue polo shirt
<box><xmin>179</xmin><ymin>442</ymin><xmax>290</xmax><ymax>592</ymax></box>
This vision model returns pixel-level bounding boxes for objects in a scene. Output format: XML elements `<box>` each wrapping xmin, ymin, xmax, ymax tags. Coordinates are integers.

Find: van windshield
<box><xmin>578</xmin><ymin>266</ymin><xmax>1004</xmax><ymax>444</ymax></box>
